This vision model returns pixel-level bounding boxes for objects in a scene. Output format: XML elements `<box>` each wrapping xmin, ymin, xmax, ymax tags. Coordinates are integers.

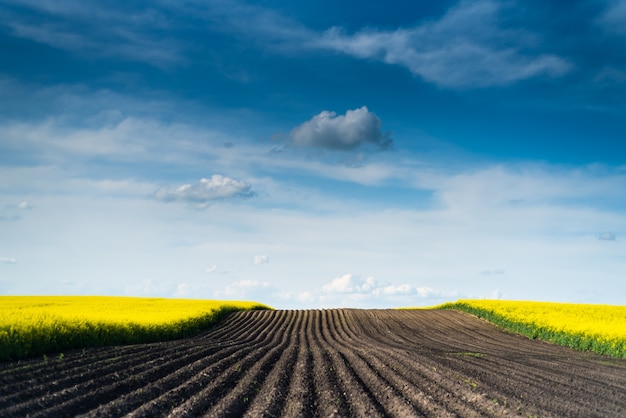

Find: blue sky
<box><xmin>1</xmin><ymin>0</ymin><xmax>625</xmax><ymax>308</ymax></box>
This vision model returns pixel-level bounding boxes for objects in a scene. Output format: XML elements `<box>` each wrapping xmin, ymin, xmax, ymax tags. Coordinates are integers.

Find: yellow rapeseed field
<box><xmin>0</xmin><ymin>296</ymin><xmax>271</xmax><ymax>361</ymax></box>
<box><xmin>437</xmin><ymin>300</ymin><xmax>626</xmax><ymax>358</ymax></box>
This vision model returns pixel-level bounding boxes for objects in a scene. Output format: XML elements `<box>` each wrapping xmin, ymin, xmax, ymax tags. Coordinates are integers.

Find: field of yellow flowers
<box><xmin>438</xmin><ymin>300</ymin><xmax>626</xmax><ymax>358</ymax></box>
<box><xmin>0</xmin><ymin>296</ymin><xmax>271</xmax><ymax>361</ymax></box>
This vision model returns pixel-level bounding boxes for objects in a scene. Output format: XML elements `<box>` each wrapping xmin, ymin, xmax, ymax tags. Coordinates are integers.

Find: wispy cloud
<box><xmin>0</xmin><ymin>257</ymin><xmax>18</xmax><ymax>264</ymax></box>
<box><xmin>154</xmin><ymin>175</ymin><xmax>254</xmax><ymax>208</ymax></box>
<box><xmin>121</xmin><ymin>0</ymin><xmax>574</xmax><ymax>89</ymax></box>
<box><xmin>191</xmin><ymin>0</ymin><xmax>314</xmax><ymax>50</ymax></box>
<box><xmin>289</xmin><ymin>106</ymin><xmax>392</xmax><ymax>151</ymax></box>
<box><xmin>315</xmin><ymin>0</ymin><xmax>571</xmax><ymax>88</ymax></box>
<box><xmin>0</xmin><ymin>0</ymin><xmax>185</xmax><ymax>68</ymax></box>
<box><xmin>0</xmin><ymin>0</ymin><xmax>574</xmax><ymax>88</ymax></box>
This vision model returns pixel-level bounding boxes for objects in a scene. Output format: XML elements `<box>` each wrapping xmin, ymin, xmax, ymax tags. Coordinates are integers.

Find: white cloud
<box><xmin>154</xmin><ymin>175</ymin><xmax>253</xmax><ymax>207</ymax></box>
<box><xmin>253</xmin><ymin>255</ymin><xmax>269</xmax><ymax>265</ymax></box>
<box><xmin>0</xmin><ymin>257</ymin><xmax>17</xmax><ymax>264</ymax></box>
<box><xmin>322</xmin><ymin>274</ymin><xmax>378</xmax><ymax>293</ymax></box>
<box><xmin>205</xmin><ymin>265</ymin><xmax>217</xmax><ymax>273</ymax></box>
<box><xmin>378</xmin><ymin>284</ymin><xmax>414</xmax><ymax>295</ymax></box>
<box><xmin>416</xmin><ymin>287</ymin><xmax>443</xmax><ymax>298</ymax></box>
<box><xmin>315</xmin><ymin>0</ymin><xmax>571</xmax><ymax>88</ymax></box>
<box><xmin>289</xmin><ymin>106</ymin><xmax>392</xmax><ymax>151</ymax></box>
<box><xmin>315</xmin><ymin>274</ymin><xmax>451</xmax><ymax>307</ymax></box>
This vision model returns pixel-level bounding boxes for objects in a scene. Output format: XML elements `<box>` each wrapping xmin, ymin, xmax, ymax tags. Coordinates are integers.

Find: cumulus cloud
<box><xmin>289</xmin><ymin>106</ymin><xmax>392</xmax><ymax>151</ymax></box>
<box><xmin>154</xmin><ymin>175</ymin><xmax>253</xmax><ymax>207</ymax></box>
<box><xmin>254</xmin><ymin>255</ymin><xmax>269</xmax><ymax>265</ymax></box>
<box><xmin>322</xmin><ymin>274</ymin><xmax>378</xmax><ymax>293</ymax></box>
<box><xmin>316</xmin><ymin>273</ymin><xmax>450</xmax><ymax>307</ymax></box>
<box><xmin>0</xmin><ymin>257</ymin><xmax>17</xmax><ymax>264</ymax></box>
<box><xmin>315</xmin><ymin>0</ymin><xmax>571</xmax><ymax>88</ymax></box>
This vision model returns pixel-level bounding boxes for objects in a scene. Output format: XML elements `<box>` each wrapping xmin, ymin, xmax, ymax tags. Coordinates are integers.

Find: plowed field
<box><xmin>1</xmin><ymin>309</ymin><xmax>625</xmax><ymax>417</ymax></box>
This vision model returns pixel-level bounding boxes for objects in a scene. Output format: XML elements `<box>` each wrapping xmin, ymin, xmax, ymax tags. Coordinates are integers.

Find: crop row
<box><xmin>0</xmin><ymin>296</ymin><xmax>270</xmax><ymax>361</ymax></box>
<box><xmin>438</xmin><ymin>300</ymin><xmax>626</xmax><ymax>358</ymax></box>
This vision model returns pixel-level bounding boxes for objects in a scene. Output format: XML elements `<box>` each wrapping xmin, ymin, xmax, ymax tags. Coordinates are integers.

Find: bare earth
<box><xmin>1</xmin><ymin>309</ymin><xmax>625</xmax><ymax>417</ymax></box>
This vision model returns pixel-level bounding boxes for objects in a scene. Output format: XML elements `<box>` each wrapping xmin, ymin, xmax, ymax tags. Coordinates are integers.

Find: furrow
<box><xmin>241</xmin><ymin>310</ymin><xmax>307</xmax><ymax>418</ymax></box>
<box><xmin>12</xmin><ymin>309</ymin><xmax>282</xmax><ymax>417</ymax></box>
<box><xmin>279</xmin><ymin>310</ymin><xmax>315</xmax><ymax>418</ymax></box>
<box><xmin>340</xmin><ymin>310</ymin><xmax>511</xmax><ymax>417</ymax></box>
<box><xmin>88</xmin><ymin>312</ymin><xmax>292</xmax><ymax>417</ymax></box>
<box><xmin>0</xmin><ymin>342</ymin><xmax>210</xmax><ymax>414</ymax></box>
<box><xmin>78</xmin><ymin>344</ymin><xmax>251</xmax><ymax>417</ymax></box>
<box><xmin>11</xmin><ymin>344</ymin><xmax>234</xmax><ymax>418</ymax></box>
<box><xmin>202</xmin><ymin>309</ymin><xmax>275</xmax><ymax>342</ymax></box>
<box><xmin>438</xmin><ymin>351</ymin><xmax>626</xmax><ymax>416</ymax></box>
<box><xmin>193</xmin><ymin>310</ymin><xmax>256</xmax><ymax>340</ymax></box>
<box><xmin>165</xmin><ymin>310</ymin><xmax>296</xmax><ymax>417</ymax></box>
<box><xmin>0</xmin><ymin>320</ymin><xmax>255</xmax><ymax>403</ymax></box>
<box><xmin>0</xmin><ymin>342</ymin><xmax>165</xmax><ymax>388</ymax></box>
<box><xmin>326</xmin><ymin>310</ymin><xmax>429</xmax><ymax>418</ymax></box>
<box><xmin>204</xmin><ymin>310</ymin><xmax>300</xmax><ymax>418</ymax></box>
<box><xmin>317</xmin><ymin>309</ymin><xmax>387</xmax><ymax>418</ymax></box>
<box><xmin>307</xmin><ymin>310</ymin><xmax>350</xmax><ymax>417</ymax></box>
<box><xmin>125</xmin><ymin>310</ymin><xmax>291</xmax><ymax>418</ymax></box>
<box><xmin>332</xmin><ymin>309</ymin><xmax>454</xmax><ymax>417</ymax></box>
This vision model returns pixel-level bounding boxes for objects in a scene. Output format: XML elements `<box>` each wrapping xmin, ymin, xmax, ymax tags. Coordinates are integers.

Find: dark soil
<box><xmin>1</xmin><ymin>309</ymin><xmax>625</xmax><ymax>417</ymax></box>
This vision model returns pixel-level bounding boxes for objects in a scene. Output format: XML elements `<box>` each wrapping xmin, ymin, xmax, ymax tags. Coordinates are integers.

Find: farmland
<box><xmin>0</xmin><ymin>296</ymin><xmax>270</xmax><ymax>361</ymax></box>
<box><xmin>437</xmin><ymin>299</ymin><xmax>626</xmax><ymax>358</ymax></box>
<box><xmin>2</xmin><ymin>308</ymin><xmax>626</xmax><ymax>417</ymax></box>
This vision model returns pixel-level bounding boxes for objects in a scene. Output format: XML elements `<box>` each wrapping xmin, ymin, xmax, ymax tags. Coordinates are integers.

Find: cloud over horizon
<box><xmin>315</xmin><ymin>274</ymin><xmax>451</xmax><ymax>307</ymax></box>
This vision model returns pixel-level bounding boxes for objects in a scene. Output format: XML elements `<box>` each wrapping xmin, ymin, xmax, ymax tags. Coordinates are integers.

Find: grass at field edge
<box><xmin>435</xmin><ymin>301</ymin><xmax>626</xmax><ymax>359</ymax></box>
